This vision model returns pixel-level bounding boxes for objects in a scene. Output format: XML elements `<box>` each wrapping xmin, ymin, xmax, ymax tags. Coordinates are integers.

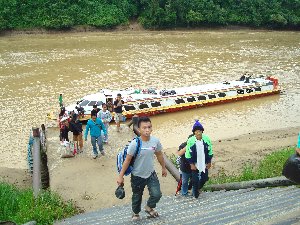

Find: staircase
<box><xmin>55</xmin><ymin>186</ymin><xmax>300</xmax><ymax>225</ymax></box>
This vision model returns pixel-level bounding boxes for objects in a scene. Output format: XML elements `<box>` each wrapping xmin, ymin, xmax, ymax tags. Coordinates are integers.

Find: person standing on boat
<box><xmin>117</xmin><ymin>116</ymin><xmax>167</xmax><ymax>221</ymax></box>
<box><xmin>84</xmin><ymin>114</ymin><xmax>107</xmax><ymax>159</ymax></box>
<box><xmin>114</xmin><ymin>93</ymin><xmax>124</xmax><ymax>132</ymax></box>
<box><xmin>59</xmin><ymin>93</ymin><xmax>63</xmax><ymax>107</ymax></box>
<box><xmin>107</xmin><ymin>100</ymin><xmax>113</xmax><ymax>112</ymax></box>
<box><xmin>97</xmin><ymin>103</ymin><xmax>112</xmax><ymax>143</ymax></box>
<box><xmin>184</xmin><ymin>120</ymin><xmax>213</xmax><ymax>198</ymax></box>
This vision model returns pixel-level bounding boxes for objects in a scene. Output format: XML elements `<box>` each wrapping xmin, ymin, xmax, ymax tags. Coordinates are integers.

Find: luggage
<box><xmin>60</xmin><ymin>141</ymin><xmax>75</xmax><ymax>158</ymax></box>
<box><xmin>117</xmin><ymin>138</ymin><xmax>141</xmax><ymax>176</ymax></box>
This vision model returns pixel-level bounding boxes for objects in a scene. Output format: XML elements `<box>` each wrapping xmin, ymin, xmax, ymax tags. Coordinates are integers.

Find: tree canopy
<box><xmin>0</xmin><ymin>0</ymin><xmax>299</xmax><ymax>30</ymax></box>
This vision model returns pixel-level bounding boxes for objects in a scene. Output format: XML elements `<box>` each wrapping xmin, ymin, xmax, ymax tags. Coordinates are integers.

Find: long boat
<box><xmin>47</xmin><ymin>75</ymin><xmax>280</xmax><ymax>121</ymax></box>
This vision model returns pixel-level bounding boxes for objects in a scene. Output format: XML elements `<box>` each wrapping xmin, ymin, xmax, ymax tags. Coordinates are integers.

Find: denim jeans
<box><xmin>131</xmin><ymin>171</ymin><xmax>162</xmax><ymax>214</ymax></box>
<box><xmin>181</xmin><ymin>171</ymin><xmax>192</xmax><ymax>196</ymax></box>
<box><xmin>182</xmin><ymin>169</ymin><xmax>209</xmax><ymax>198</ymax></box>
<box><xmin>91</xmin><ymin>136</ymin><xmax>103</xmax><ymax>156</ymax></box>
<box><xmin>102</xmin><ymin>123</ymin><xmax>109</xmax><ymax>142</ymax></box>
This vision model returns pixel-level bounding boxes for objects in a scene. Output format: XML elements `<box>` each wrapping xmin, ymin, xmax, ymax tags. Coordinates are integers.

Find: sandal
<box><xmin>132</xmin><ymin>214</ymin><xmax>140</xmax><ymax>221</ymax></box>
<box><xmin>144</xmin><ymin>207</ymin><xmax>159</xmax><ymax>218</ymax></box>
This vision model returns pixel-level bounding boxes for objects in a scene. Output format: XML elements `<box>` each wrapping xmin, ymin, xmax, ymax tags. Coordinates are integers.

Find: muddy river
<box><xmin>0</xmin><ymin>30</ymin><xmax>299</xmax><ymax>169</ymax></box>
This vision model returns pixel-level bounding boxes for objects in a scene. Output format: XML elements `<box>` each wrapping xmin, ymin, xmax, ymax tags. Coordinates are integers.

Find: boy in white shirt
<box><xmin>97</xmin><ymin>103</ymin><xmax>112</xmax><ymax>143</ymax></box>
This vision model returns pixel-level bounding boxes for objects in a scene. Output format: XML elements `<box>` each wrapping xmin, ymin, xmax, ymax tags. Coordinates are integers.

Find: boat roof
<box><xmin>78</xmin><ymin>77</ymin><xmax>270</xmax><ymax>102</ymax></box>
<box><xmin>79</xmin><ymin>93</ymin><xmax>105</xmax><ymax>101</ymax></box>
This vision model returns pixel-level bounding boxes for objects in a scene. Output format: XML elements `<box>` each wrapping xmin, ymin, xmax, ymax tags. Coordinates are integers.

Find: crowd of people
<box><xmin>57</xmin><ymin>93</ymin><xmax>124</xmax><ymax>156</ymax></box>
<box><xmin>58</xmin><ymin>92</ymin><xmax>215</xmax><ymax>221</ymax></box>
<box><xmin>57</xmin><ymin>93</ymin><xmax>300</xmax><ymax>222</ymax></box>
<box><xmin>116</xmin><ymin>117</ymin><xmax>214</xmax><ymax>221</ymax></box>
<box><xmin>58</xmin><ymin>92</ymin><xmax>215</xmax><ymax>220</ymax></box>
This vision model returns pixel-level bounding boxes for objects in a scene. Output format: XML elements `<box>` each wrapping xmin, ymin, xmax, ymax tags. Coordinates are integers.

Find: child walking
<box><xmin>97</xmin><ymin>103</ymin><xmax>112</xmax><ymax>143</ymax></box>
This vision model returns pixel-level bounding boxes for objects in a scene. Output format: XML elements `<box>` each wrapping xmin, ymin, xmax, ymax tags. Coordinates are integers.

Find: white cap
<box><xmin>60</xmin><ymin>117</ymin><xmax>68</xmax><ymax>122</ymax></box>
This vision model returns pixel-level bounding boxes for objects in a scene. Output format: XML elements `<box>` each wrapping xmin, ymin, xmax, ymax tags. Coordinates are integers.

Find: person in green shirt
<box><xmin>59</xmin><ymin>94</ymin><xmax>63</xmax><ymax>107</ymax></box>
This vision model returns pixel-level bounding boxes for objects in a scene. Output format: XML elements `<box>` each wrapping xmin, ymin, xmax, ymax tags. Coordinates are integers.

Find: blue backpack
<box><xmin>117</xmin><ymin>137</ymin><xmax>142</xmax><ymax>176</ymax></box>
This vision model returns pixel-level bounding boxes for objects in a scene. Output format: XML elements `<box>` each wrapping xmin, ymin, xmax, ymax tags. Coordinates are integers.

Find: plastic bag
<box><xmin>60</xmin><ymin>141</ymin><xmax>74</xmax><ymax>158</ymax></box>
<box><xmin>282</xmin><ymin>153</ymin><xmax>300</xmax><ymax>184</ymax></box>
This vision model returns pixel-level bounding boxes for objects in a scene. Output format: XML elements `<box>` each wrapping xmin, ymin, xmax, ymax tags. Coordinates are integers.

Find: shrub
<box><xmin>0</xmin><ymin>182</ymin><xmax>78</xmax><ymax>225</ymax></box>
<box><xmin>207</xmin><ymin>147</ymin><xmax>296</xmax><ymax>185</ymax></box>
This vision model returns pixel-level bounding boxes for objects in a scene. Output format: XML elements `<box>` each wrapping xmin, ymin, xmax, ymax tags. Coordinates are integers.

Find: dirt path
<box><xmin>1</xmin><ymin>125</ymin><xmax>299</xmax><ymax>213</ymax></box>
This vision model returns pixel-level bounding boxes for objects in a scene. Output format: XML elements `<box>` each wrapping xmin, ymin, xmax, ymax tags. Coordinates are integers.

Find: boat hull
<box><xmin>47</xmin><ymin>76</ymin><xmax>281</xmax><ymax>122</ymax></box>
<box><xmin>122</xmin><ymin>89</ymin><xmax>280</xmax><ymax>119</ymax></box>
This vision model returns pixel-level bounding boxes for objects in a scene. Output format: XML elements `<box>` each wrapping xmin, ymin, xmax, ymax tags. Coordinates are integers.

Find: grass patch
<box><xmin>0</xmin><ymin>182</ymin><xmax>78</xmax><ymax>225</ymax></box>
<box><xmin>207</xmin><ymin>147</ymin><xmax>296</xmax><ymax>185</ymax></box>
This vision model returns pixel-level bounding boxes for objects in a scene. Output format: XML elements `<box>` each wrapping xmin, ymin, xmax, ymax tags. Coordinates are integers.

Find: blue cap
<box><xmin>192</xmin><ymin>120</ymin><xmax>204</xmax><ymax>132</ymax></box>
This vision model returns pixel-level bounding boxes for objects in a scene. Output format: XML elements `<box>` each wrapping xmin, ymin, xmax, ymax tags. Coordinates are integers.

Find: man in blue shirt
<box><xmin>84</xmin><ymin>114</ymin><xmax>107</xmax><ymax>159</ymax></box>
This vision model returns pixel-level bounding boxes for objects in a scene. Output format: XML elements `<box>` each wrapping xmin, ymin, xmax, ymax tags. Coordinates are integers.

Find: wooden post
<box><xmin>205</xmin><ymin>176</ymin><xmax>296</xmax><ymax>191</ymax></box>
<box><xmin>132</xmin><ymin>115</ymin><xmax>139</xmax><ymax>127</ymax></box>
<box><xmin>40</xmin><ymin>124</ymin><xmax>50</xmax><ymax>189</ymax></box>
<box><xmin>132</xmin><ymin>115</ymin><xmax>140</xmax><ymax>136</ymax></box>
<box><xmin>32</xmin><ymin>128</ymin><xmax>41</xmax><ymax>198</ymax></box>
<box><xmin>163</xmin><ymin>154</ymin><xmax>180</xmax><ymax>182</ymax></box>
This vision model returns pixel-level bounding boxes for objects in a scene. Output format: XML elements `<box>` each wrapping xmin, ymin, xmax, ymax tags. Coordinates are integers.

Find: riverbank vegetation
<box><xmin>169</xmin><ymin>146</ymin><xmax>295</xmax><ymax>184</ymax></box>
<box><xmin>1</xmin><ymin>0</ymin><xmax>299</xmax><ymax>31</ymax></box>
<box><xmin>208</xmin><ymin>147</ymin><xmax>296</xmax><ymax>184</ymax></box>
<box><xmin>0</xmin><ymin>183</ymin><xmax>78</xmax><ymax>225</ymax></box>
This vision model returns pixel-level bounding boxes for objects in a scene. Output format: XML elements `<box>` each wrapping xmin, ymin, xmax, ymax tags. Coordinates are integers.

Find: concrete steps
<box><xmin>55</xmin><ymin>186</ymin><xmax>300</xmax><ymax>225</ymax></box>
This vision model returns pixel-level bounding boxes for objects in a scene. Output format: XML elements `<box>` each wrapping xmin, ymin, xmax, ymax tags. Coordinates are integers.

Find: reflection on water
<box><xmin>0</xmin><ymin>31</ymin><xmax>300</xmax><ymax>169</ymax></box>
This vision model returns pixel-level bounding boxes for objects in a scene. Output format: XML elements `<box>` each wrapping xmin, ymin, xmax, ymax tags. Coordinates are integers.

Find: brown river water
<box><xmin>0</xmin><ymin>30</ymin><xmax>299</xmax><ymax>169</ymax></box>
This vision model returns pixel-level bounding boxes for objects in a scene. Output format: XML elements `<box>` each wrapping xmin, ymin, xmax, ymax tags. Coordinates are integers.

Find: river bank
<box><xmin>1</xmin><ymin>24</ymin><xmax>297</xmax><ymax>37</ymax></box>
<box><xmin>1</xmin><ymin>125</ymin><xmax>298</xmax><ymax>212</ymax></box>
<box><xmin>0</xmin><ymin>23</ymin><xmax>143</xmax><ymax>36</ymax></box>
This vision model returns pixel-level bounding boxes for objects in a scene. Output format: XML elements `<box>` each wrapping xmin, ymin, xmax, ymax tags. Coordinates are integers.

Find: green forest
<box><xmin>0</xmin><ymin>0</ymin><xmax>299</xmax><ymax>31</ymax></box>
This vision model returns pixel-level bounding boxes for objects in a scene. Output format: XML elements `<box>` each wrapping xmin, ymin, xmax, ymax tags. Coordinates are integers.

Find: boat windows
<box><xmin>96</xmin><ymin>101</ymin><xmax>103</xmax><ymax>106</ymax></box>
<box><xmin>80</xmin><ymin>100</ymin><xmax>90</xmax><ymax>106</ymax></box>
<box><xmin>218</xmin><ymin>92</ymin><xmax>226</xmax><ymax>97</ymax></box>
<box><xmin>139</xmin><ymin>103</ymin><xmax>149</xmax><ymax>109</ymax></box>
<box><xmin>175</xmin><ymin>99</ymin><xmax>185</xmax><ymax>104</ymax></box>
<box><xmin>187</xmin><ymin>97</ymin><xmax>196</xmax><ymax>102</ymax></box>
<box><xmin>198</xmin><ymin>95</ymin><xmax>206</xmax><ymax>101</ymax></box>
<box><xmin>208</xmin><ymin>94</ymin><xmax>216</xmax><ymax>99</ymax></box>
<box><xmin>246</xmin><ymin>89</ymin><xmax>253</xmax><ymax>93</ymax></box>
<box><xmin>151</xmin><ymin>102</ymin><xmax>161</xmax><ymax>107</ymax></box>
<box><xmin>88</xmin><ymin>101</ymin><xmax>97</xmax><ymax>106</ymax></box>
<box><xmin>124</xmin><ymin>105</ymin><xmax>136</xmax><ymax>111</ymax></box>
<box><xmin>160</xmin><ymin>89</ymin><xmax>176</xmax><ymax>96</ymax></box>
<box><xmin>254</xmin><ymin>87</ymin><xmax>261</xmax><ymax>91</ymax></box>
<box><xmin>237</xmin><ymin>89</ymin><xmax>244</xmax><ymax>94</ymax></box>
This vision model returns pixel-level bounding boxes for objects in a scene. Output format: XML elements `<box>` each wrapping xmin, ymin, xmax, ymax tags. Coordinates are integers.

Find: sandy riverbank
<box><xmin>0</xmin><ymin>125</ymin><xmax>299</xmax><ymax>213</ymax></box>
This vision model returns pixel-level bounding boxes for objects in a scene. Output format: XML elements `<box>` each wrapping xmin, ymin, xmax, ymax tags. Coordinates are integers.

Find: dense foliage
<box><xmin>0</xmin><ymin>0</ymin><xmax>299</xmax><ymax>30</ymax></box>
<box><xmin>0</xmin><ymin>182</ymin><xmax>78</xmax><ymax>225</ymax></box>
<box><xmin>139</xmin><ymin>0</ymin><xmax>300</xmax><ymax>28</ymax></box>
